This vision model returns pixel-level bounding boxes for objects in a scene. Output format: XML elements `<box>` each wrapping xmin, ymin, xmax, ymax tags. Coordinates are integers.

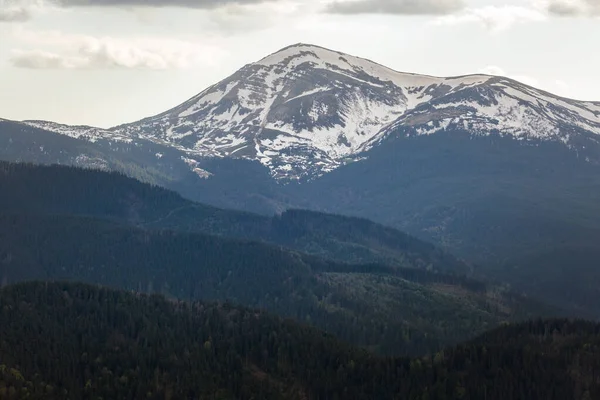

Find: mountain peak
<box><xmin>254</xmin><ymin>43</ymin><xmax>494</xmax><ymax>90</ymax></box>
<box><xmin>255</xmin><ymin>42</ymin><xmax>368</xmax><ymax>71</ymax></box>
<box><xmin>272</xmin><ymin>42</ymin><xmax>333</xmax><ymax>52</ymax></box>
<box><xmin>259</xmin><ymin>43</ymin><xmax>343</xmax><ymax>60</ymax></box>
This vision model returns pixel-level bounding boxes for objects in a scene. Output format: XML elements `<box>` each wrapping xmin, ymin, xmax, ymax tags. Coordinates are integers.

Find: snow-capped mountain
<box><xmin>20</xmin><ymin>43</ymin><xmax>600</xmax><ymax>181</ymax></box>
<box><xmin>6</xmin><ymin>43</ymin><xmax>600</xmax><ymax>322</ymax></box>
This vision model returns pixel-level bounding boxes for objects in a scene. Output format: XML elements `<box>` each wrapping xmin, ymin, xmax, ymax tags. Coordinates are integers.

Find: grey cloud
<box><xmin>10</xmin><ymin>42</ymin><xmax>199</xmax><ymax>70</ymax></box>
<box><xmin>53</xmin><ymin>0</ymin><xmax>273</xmax><ymax>9</ymax></box>
<box><xmin>0</xmin><ymin>7</ymin><xmax>31</xmax><ymax>22</ymax></box>
<box><xmin>325</xmin><ymin>0</ymin><xmax>465</xmax><ymax>15</ymax></box>
<box><xmin>546</xmin><ymin>0</ymin><xmax>600</xmax><ymax>16</ymax></box>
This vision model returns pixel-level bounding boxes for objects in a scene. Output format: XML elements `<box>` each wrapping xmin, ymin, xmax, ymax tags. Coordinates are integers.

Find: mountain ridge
<box><xmin>16</xmin><ymin>43</ymin><xmax>600</xmax><ymax>181</ymax></box>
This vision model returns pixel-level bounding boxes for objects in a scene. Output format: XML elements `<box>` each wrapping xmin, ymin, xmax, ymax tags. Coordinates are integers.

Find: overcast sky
<box><xmin>0</xmin><ymin>0</ymin><xmax>598</xmax><ymax>127</ymax></box>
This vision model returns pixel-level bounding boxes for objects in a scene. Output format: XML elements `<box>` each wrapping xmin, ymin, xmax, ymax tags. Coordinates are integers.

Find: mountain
<box><xmin>0</xmin><ymin>281</ymin><xmax>599</xmax><ymax>399</ymax></box>
<box><xmin>22</xmin><ymin>43</ymin><xmax>600</xmax><ymax>182</ymax></box>
<box><xmin>110</xmin><ymin>43</ymin><xmax>600</xmax><ymax>181</ymax></box>
<box><xmin>2</xmin><ymin>43</ymin><xmax>600</xmax><ymax>317</ymax></box>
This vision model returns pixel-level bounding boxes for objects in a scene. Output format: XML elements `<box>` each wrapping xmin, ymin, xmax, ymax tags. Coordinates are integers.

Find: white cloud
<box><xmin>9</xmin><ymin>29</ymin><xmax>228</xmax><ymax>70</ymax></box>
<box><xmin>433</xmin><ymin>5</ymin><xmax>546</xmax><ymax>31</ymax></box>
<box><xmin>0</xmin><ymin>0</ymin><xmax>49</xmax><ymax>22</ymax></box>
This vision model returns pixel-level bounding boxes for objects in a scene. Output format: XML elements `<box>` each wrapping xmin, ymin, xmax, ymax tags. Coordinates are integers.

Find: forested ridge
<box><xmin>0</xmin><ymin>282</ymin><xmax>598</xmax><ymax>400</ymax></box>
<box><xmin>0</xmin><ymin>212</ymin><xmax>552</xmax><ymax>356</ymax></box>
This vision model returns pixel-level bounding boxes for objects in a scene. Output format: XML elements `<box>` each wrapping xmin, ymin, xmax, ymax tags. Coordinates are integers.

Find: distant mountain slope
<box><xmin>0</xmin><ymin>282</ymin><xmax>598</xmax><ymax>399</ymax></box>
<box><xmin>296</xmin><ymin>132</ymin><xmax>600</xmax><ymax>317</ymax></box>
<box><xmin>0</xmin><ymin>119</ymin><xmax>202</xmax><ymax>196</ymax></box>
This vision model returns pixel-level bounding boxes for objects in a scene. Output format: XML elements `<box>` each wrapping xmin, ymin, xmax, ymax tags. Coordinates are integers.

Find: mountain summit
<box><xmin>23</xmin><ymin>43</ymin><xmax>600</xmax><ymax>181</ymax></box>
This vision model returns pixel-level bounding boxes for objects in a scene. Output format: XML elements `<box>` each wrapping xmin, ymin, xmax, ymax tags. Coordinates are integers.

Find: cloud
<box><xmin>0</xmin><ymin>0</ymin><xmax>61</xmax><ymax>22</ymax></box>
<box><xmin>9</xmin><ymin>46</ymin><xmax>201</xmax><ymax>70</ymax></box>
<box><xmin>0</xmin><ymin>0</ymin><xmax>281</xmax><ymax>21</ymax></box>
<box><xmin>0</xmin><ymin>0</ymin><xmax>39</xmax><ymax>22</ymax></box>
<box><xmin>433</xmin><ymin>5</ymin><xmax>546</xmax><ymax>31</ymax></box>
<box><xmin>545</xmin><ymin>0</ymin><xmax>600</xmax><ymax>16</ymax></box>
<box><xmin>205</xmin><ymin>1</ymin><xmax>300</xmax><ymax>33</ymax></box>
<box><xmin>324</xmin><ymin>0</ymin><xmax>464</xmax><ymax>15</ymax></box>
<box><xmin>479</xmin><ymin>65</ymin><xmax>539</xmax><ymax>87</ymax></box>
<box><xmin>50</xmin><ymin>0</ymin><xmax>277</xmax><ymax>9</ymax></box>
<box><xmin>0</xmin><ymin>6</ymin><xmax>30</xmax><ymax>21</ymax></box>
<box><xmin>10</xmin><ymin>49</ymin><xmax>77</xmax><ymax>68</ymax></box>
<box><xmin>9</xmin><ymin>29</ymin><xmax>228</xmax><ymax>70</ymax></box>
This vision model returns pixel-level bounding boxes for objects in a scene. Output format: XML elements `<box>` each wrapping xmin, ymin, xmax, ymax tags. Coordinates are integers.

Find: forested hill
<box><xmin>1</xmin><ymin>282</ymin><xmax>599</xmax><ymax>400</ymax></box>
<box><xmin>0</xmin><ymin>161</ymin><xmax>469</xmax><ymax>274</ymax></box>
<box><xmin>0</xmin><ymin>212</ymin><xmax>551</xmax><ymax>356</ymax></box>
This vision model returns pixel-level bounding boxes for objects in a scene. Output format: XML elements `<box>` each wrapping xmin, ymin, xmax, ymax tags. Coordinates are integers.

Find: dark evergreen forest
<box><xmin>0</xmin><ymin>282</ymin><xmax>598</xmax><ymax>400</ymax></box>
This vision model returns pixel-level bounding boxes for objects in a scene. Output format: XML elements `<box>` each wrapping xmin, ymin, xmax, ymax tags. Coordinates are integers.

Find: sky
<box><xmin>0</xmin><ymin>0</ymin><xmax>598</xmax><ymax>128</ymax></box>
